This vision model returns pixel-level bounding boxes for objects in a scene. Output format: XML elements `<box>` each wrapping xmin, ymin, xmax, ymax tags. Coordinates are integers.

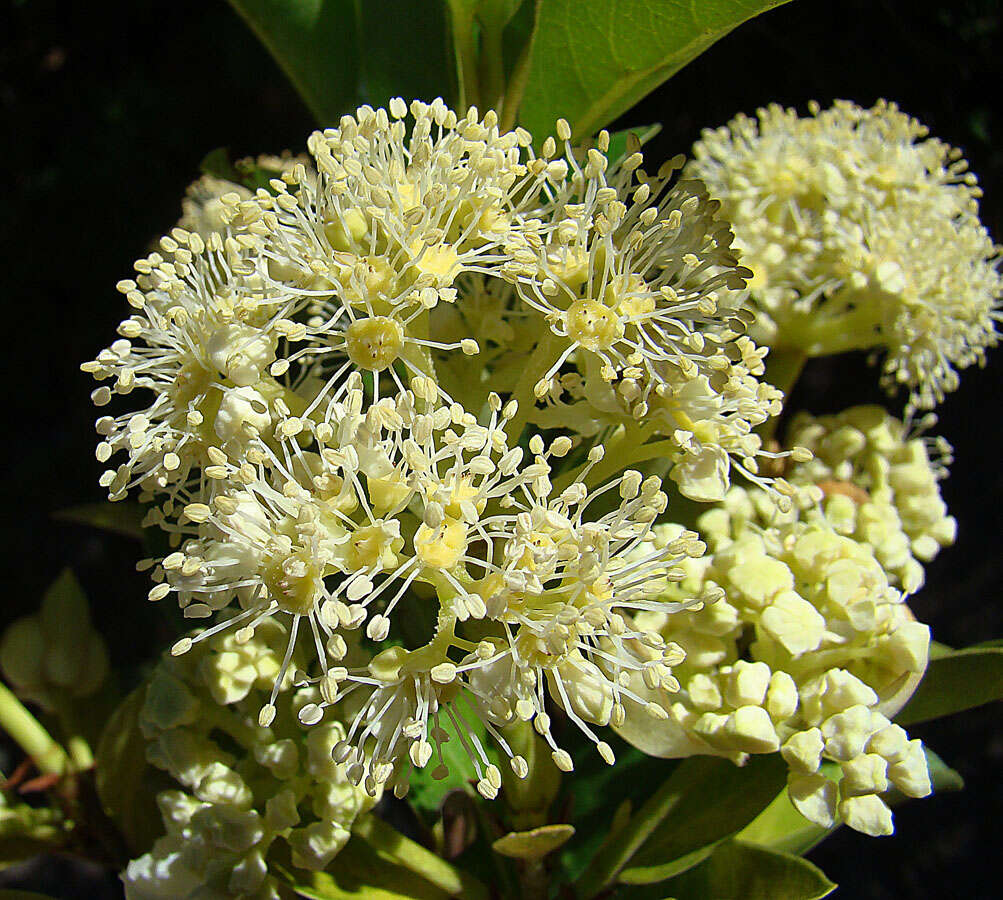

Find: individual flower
<box><xmin>234</xmin><ymin>99</ymin><xmax>545</xmax><ymax>411</ymax></box>
<box><xmin>82</xmin><ymin>231</ymin><xmax>302</xmax><ymax>501</ymax></box>
<box><xmin>505</xmin><ymin>122</ymin><xmax>787</xmax><ymax>500</ymax></box>
<box><xmin>616</xmin><ymin>489</ymin><xmax>933</xmax><ymax>836</ymax></box>
<box><xmin>687</xmin><ymin>99</ymin><xmax>1002</xmax><ymax>409</ymax></box>
<box><xmin>179</xmin><ymin>153</ymin><xmax>308</xmax><ymax>238</ymax></box>
<box><xmin>123</xmin><ymin>617</ymin><xmax>374</xmax><ymax>899</ymax></box>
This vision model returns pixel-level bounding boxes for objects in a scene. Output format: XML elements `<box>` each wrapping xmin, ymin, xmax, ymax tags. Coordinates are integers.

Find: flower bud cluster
<box><xmin>784</xmin><ymin>405</ymin><xmax>956</xmax><ymax>591</ymax></box>
<box><xmin>688</xmin><ymin>99</ymin><xmax>1001</xmax><ymax>409</ymax></box>
<box><xmin>621</xmin><ymin>494</ymin><xmax>933</xmax><ymax>835</ymax></box>
<box><xmin>0</xmin><ymin>571</ymin><xmax>108</xmax><ymax>711</ymax></box>
<box><xmin>123</xmin><ymin>617</ymin><xmax>374</xmax><ymax>899</ymax></box>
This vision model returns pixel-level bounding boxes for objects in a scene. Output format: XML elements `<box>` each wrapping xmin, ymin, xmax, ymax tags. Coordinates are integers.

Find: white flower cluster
<box><xmin>688</xmin><ymin>99</ymin><xmax>1002</xmax><ymax>409</ymax></box>
<box><xmin>86</xmin><ymin>99</ymin><xmax>789</xmax><ymax>801</ymax></box>
<box><xmin>785</xmin><ymin>405</ymin><xmax>956</xmax><ymax>592</ymax></box>
<box><xmin>124</xmin><ymin>618</ymin><xmax>374</xmax><ymax>900</ymax></box>
<box><xmin>619</xmin><ymin>488</ymin><xmax>934</xmax><ymax>836</ymax></box>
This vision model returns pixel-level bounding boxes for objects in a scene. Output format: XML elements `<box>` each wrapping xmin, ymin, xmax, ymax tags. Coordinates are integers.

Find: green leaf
<box><xmin>619</xmin><ymin>754</ymin><xmax>789</xmax><ymax>884</ymax></box>
<box><xmin>664</xmin><ymin>840</ymin><xmax>836</xmax><ymax>900</ymax></box>
<box><xmin>354</xmin><ymin>817</ymin><xmax>489</xmax><ymax>899</ymax></box>
<box><xmin>94</xmin><ymin>685</ymin><xmax>169</xmax><ymax>855</ymax></box>
<box><xmin>277</xmin><ymin>833</ymin><xmax>456</xmax><ymax>900</ymax></box>
<box><xmin>493</xmin><ymin>823</ymin><xmax>575</xmax><ymax>859</ymax></box>
<box><xmin>199</xmin><ymin>147</ymin><xmax>241</xmax><ymax>183</ymax></box>
<box><xmin>408</xmin><ymin>693</ymin><xmax>498</xmax><ymax>813</ymax></box>
<box><xmin>896</xmin><ymin>645</ymin><xmax>1003</xmax><ymax>725</ymax></box>
<box><xmin>225</xmin><ymin>0</ymin><xmax>361</xmax><ymax>125</ymax></box>
<box><xmin>575</xmin><ymin>754</ymin><xmax>787</xmax><ymax>896</ymax></box>
<box><xmin>53</xmin><ymin>502</ymin><xmax>145</xmax><ymax>540</ymax></box>
<box><xmin>518</xmin><ymin>0</ymin><xmax>795</xmax><ymax>140</ymax></box>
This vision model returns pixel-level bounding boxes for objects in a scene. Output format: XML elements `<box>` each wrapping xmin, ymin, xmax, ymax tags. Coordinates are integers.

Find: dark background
<box><xmin>2</xmin><ymin>0</ymin><xmax>1001</xmax><ymax>896</ymax></box>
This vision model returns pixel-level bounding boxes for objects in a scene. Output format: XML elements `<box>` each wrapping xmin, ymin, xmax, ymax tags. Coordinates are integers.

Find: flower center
<box><xmin>345</xmin><ymin>317</ymin><xmax>405</xmax><ymax>371</ymax></box>
<box><xmin>566</xmin><ymin>300</ymin><xmax>624</xmax><ymax>351</ymax></box>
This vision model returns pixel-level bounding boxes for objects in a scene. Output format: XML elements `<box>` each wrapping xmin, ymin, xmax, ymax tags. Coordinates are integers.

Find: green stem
<box><xmin>447</xmin><ymin>4</ymin><xmax>480</xmax><ymax>111</ymax></box>
<box><xmin>498</xmin><ymin>0</ymin><xmax>540</xmax><ymax>132</ymax></box>
<box><xmin>552</xmin><ymin>428</ymin><xmax>670</xmax><ymax>495</ymax></box>
<box><xmin>477</xmin><ymin>15</ymin><xmax>506</xmax><ymax>112</ymax></box>
<box><xmin>503</xmin><ymin>330</ymin><xmax>559</xmax><ymax>444</ymax></box>
<box><xmin>778</xmin><ymin>302</ymin><xmax>885</xmax><ymax>357</ymax></box>
<box><xmin>0</xmin><ymin>682</ymin><xmax>69</xmax><ymax>776</ymax></box>
<box><xmin>356</xmin><ymin>815</ymin><xmax>490</xmax><ymax>899</ymax></box>
<box><xmin>66</xmin><ymin>734</ymin><xmax>94</xmax><ymax>771</ymax></box>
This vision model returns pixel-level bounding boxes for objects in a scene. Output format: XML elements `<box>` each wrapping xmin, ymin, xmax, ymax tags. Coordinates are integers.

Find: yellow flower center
<box><xmin>566</xmin><ymin>300</ymin><xmax>624</xmax><ymax>351</ymax></box>
<box><xmin>263</xmin><ymin>549</ymin><xmax>321</xmax><ymax>616</ymax></box>
<box><xmin>345</xmin><ymin>316</ymin><xmax>405</xmax><ymax>371</ymax></box>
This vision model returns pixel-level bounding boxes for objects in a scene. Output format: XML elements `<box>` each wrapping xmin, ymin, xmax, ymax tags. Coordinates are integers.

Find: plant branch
<box><xmin>0</xmin><ymin>682</ymin><xmax>70</xmax><ymax>776</ymax></box>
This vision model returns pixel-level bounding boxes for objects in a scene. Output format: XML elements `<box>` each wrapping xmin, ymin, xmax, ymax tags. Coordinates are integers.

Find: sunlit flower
<box><xmin>688</xmin><ymin>99</ymin><xmax>1002</xmax><ymax>409</ymax></box>
<box><xmin>616</xmin><ymin>491</ymin><xmax>933</xmax><ymax>836</ymax></box>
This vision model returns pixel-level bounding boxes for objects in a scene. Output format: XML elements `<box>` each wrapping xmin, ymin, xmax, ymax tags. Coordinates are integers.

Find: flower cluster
<box><xmin>687</xmin><ymin>100</ymin><xmax>1002</xmax><ymax>410</ymax></box>
<box><xmin>124</xmin><ymin>617</ymin><xmax>374</xmax><ymax>899</ymax></box>
<box><xmin>784</xmin><ymin>405</ymin><xmax>956</xmax><ymax>592</ymax></box>
<box><xmin>618</xmin><ymin>481</ymin><xmax>934</xmax><ymax>836</ymax></box>
<box><xmin>85</xmin><ymin>100</ymin><xmax>785</xmax><ymax>804</ymax></box>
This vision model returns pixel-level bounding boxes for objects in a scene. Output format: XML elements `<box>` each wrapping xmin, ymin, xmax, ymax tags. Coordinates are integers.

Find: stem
<box><xmin>499</xmin><ymin>0</ymin><xmax>541</xmax><ymax>132</ymax></box>
<box><xmin>518</xmin><ymin>859</ymin><xmax>549</xmax><ymax>900</ymax></box>
<box><xmin>448</xmin><ymin>4</ymin><xmax>480</xmax><ymax>112</ymax></box>
<box><xmin>0</xmin><ymin>682</ymin><xmax>69</xmax><ymax>776</ymax></box>
<box><xmin>552</xmin><ymin>429</ymin><xmax>672</xmax><ymax>495</ymax></box>
<box><xmin>503</xmin><ymin>330</ymin><xmax>559</xmax><ymax>444</ymax></box>
<box><xmin>779</xmin><ymin>302</ymin><xmax>885</xmax><ymax>357</ymax></box>
<box><xmin>66</xmin><ymin>734</ymin><xmax>94</xmax><ymax>771</ymax></box>
<box><xmin>477</xmin><ymin>16</ymin><xmax>506</xmax><ymax>112</ymax></box>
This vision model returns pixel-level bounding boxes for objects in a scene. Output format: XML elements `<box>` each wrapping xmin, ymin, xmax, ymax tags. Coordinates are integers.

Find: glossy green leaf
<box><xmin>575</xmin><ymin>754</ymin><xmax>787</xmax><ymax>896</ymax></box>
<box><xmin>619</xmin><ymin>754</ymin><xmax>789</xmax><ymax>884</ymax></box>
<box><xmin>518</xmin><ymin>0</ymin><xmax>795</xmax><ymax>140</ymax></box>
<box><xmin>53</xmin><ymin>502</ymin><xmax>145</xmax><ymax>540</ymax></box>
<box><xmin>896</xmin><ymin>645</ymin><xmax>1003</xmax><ymax>725</ymax></box>
<box><xmin>354</xmin><ymin>816</ymin><xmax>489</xmax><ymax>899</ymax></box>
<box><xmin>277</xmin><ymin>833</ymin><xmax>455</xmax><ymax>900</ymax></box>
<box><xmin>225</xmin><ymin>1</ymin><xmax>361</xmax><ymax>125</ymax></box>
<box><xmin>665</xmin><ymin>840</ymin><xmax>836</xmax><ymax>900</ymax></box>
